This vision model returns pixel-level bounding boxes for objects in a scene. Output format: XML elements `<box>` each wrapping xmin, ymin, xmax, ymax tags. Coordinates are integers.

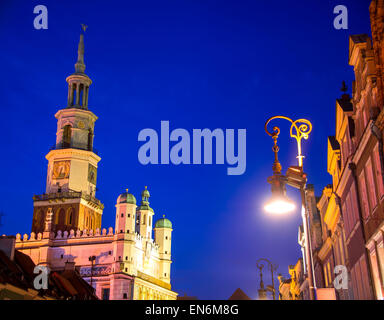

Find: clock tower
<box><xmin>32</xmin><ymin>27</ymin><xmax>104</xmax><ymax>234</ymax></box>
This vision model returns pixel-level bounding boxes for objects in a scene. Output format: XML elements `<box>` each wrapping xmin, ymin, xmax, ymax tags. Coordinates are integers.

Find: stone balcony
<box><xmin>33</xmin><ymin>191</ymin><xmax>104</xmax><ymax>209</ymax></box>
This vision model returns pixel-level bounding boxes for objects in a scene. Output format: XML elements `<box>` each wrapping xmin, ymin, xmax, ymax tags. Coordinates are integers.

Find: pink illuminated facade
<box><xmin>315</xmin><ymin>0</ymin><xmax>384</xmax><ymax>300</ymax></box>
<box><xmin>7</xmin><ymin>30</ymin><xmax>177</xmax><ymax>300</ymax></box>
<box><xmin>288</xmin><ymin>1</ymin><xmax>384</xmax><ymax>300</ymax></box>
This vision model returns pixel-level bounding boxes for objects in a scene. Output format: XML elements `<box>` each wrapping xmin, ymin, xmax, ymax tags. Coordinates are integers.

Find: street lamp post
<box><xmin>256</xmin><ymin>258</ymin><xmax>278</xmax><ymax>300</ymax></box>
<box><xmin>257</xmin><ymin>263</ymin><xmax>267</xmax><ymax>300</ymax></box>
<box><xmin>263</xmin><ymin>116</ymin><xmax>317</xmax><ymax>300</ymax></box>
<box><xmin>88</xmin><ymin>255</ymin><xmax>96</xmax><ymax>288</ymax></box>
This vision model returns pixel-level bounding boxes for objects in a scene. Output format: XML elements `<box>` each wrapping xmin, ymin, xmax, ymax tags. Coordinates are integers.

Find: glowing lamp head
<box><xmin>264</xmin><ymin>195</ymin><xmax>295</xmax><ymax>214</ymax></box>
<box><xmin>265</xmin><ymin>173</ymin><xmax>295</xmax><ymax>214</ymax></box>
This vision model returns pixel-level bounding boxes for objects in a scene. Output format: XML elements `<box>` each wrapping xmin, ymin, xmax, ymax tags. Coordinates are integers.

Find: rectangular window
<box><xmin>360</xmin><ymin>257</ymin><xmax>371</xmax><ymax>300</ymax></box>
<box><xmin>369</xmin><ymin>251</ymin><xmax>383</xmax><ymax>300</ymax></box>
<box><xmin>334</xmin><ymin>241</ymin><xmax>340</xmax><ymax>266</ymax></box>
<box><xmin>339</xmin><ymin>236</ymin><xmax>345</xmax><ymax>266</ymax></box>
<box><xmin>355</xmin><ymin>260</ymin><xmax>364</xmax><ymax>300</ymax></box>
<box><xmin>373</xmin><ymin>144</ymin><xmax>384</xmax><ymax>198</ymax></box>
<box><xmin>323</xmin><ymin>265</ymin><xmax>328</xmax><ymax>287</ymax></box>
<box><xmin>342</xmin><ymin>136</ymin><xmax>348</xmax><ymax>168</ymax></box>
<box><xmin>345</xmin><ymin>132</ymin><xmax>351</xmax><ymax>157</ymax></box>
<box><xmin>343</xmin><ymin>198</ymin><xmax>350</xmax><ymax>235</ymax></box>
<box><xmin>327</xmin><ymin>262</ymin><xmax>332</xmax><ymax>287</ymax></box>
<box><xmin>358</xmin><ymin>171</ymin><xmax>370</xmax><ymax>219</ymax></box>
<box><xmin>363</xmin><ymin>107</ymin><xmax>369</xmax><ymax>130</ymax></box>
<box><xmin>351</xmin><ymin>266</ymin><xmax>359</xmax><ymax>299</ymax></box>
<box><xmin>350</xmin><ymin>184</ymin><xmax>359</xmax><ymax>226</ymax></box>
<box><xmin>102</xmin><ymin>288</ymin><xmax>110</xmax><ymax>300</ymax></box>
<box><xmin>366</xmin><ymin>157</ymin><xmax>377</xmax><ymax>211</ymax></box>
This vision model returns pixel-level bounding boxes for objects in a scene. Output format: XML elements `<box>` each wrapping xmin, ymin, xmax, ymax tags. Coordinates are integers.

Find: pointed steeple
<box><xmin>66</xmin><ymin>24</ymin><xmax>92</xmax><ymax>109</ymax></box>
<box><xmin>74</xmin><ymin>25</ymin><xmax>86</xmax><ymax>73</ymax></box>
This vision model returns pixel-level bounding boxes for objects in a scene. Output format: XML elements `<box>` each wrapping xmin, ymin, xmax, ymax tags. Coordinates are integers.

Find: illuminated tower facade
<box><xmin>11</xmin><ymin>27</ymin><xmax>177</xmax><ymax>300</ymax></box>
<box><xmin>154</xmin><ymin>216</ymin><xmax>173</xmax><ymax>284</ymax></box>
<box><xmin>32</xmin><ymin>28</ymin><xmax>104</xmax><ymax>234</ymax></box>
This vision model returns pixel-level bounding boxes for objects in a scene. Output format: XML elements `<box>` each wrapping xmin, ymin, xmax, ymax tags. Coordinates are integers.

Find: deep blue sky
<box><xmin>0</xmin><ymin>1</ymin><xmax>371</xmax><ymax>299</ymax></box>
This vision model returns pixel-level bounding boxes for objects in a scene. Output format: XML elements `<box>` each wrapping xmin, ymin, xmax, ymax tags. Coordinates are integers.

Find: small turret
<box><xmin>154</xmin><ymin>214</ymin><xmax>173</xmax><ymax>283</ymax></box>
<box><xmin>136</xmin><ymin>186</ymin><xmax>154</xmax><ymax>239</ymax></box>
<box><xmin>115</xmin><ymin>189</ymin><xmax>136</xmax><ymax>235</ymax></box>
<box><xmin>113</xmin><ymin>189</ymin><xmax>137</xmax><ymax>275</ymax></box>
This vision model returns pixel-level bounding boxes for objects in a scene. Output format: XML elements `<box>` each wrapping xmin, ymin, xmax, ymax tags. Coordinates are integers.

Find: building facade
<box><xmin>277</xmin><ymin>259</ymin><xmax>306</xmax><ymax>300</ymax></box>
<box><xmin>284</xmin><ymin>0</ymin><xmax>384</xmax><ymax>300</ymax></box>
<box><xmin>0</xmin><ymin>236</ymin><xmax>98</xmax><ymax>300</ymax></box>
<box><xmin>10</xmin><ymin>30</ymin><xmax>177</xmax><ymax>300</ymax></box>
<box><xmin>327</xmin><ymin>0</ymin><xmax>384</xmax><ymax>299</ymax></box>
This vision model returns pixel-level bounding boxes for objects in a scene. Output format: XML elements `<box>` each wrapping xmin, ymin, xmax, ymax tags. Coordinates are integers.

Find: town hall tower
<box><xmin>32</xmin><ymin>27</ymin><xmax>103</xmax><ymax>234</ymax></box>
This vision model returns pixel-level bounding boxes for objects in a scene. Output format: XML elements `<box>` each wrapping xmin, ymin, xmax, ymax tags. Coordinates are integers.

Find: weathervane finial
<box><xmin>341</xmin><ymin>80</ymin><xmax>347</xmax><ymax>93</ymax></box>
<box><xmin>74</xmin><ymin>25</ymin><xmax>87</xmax><ymax>73</ymax></box>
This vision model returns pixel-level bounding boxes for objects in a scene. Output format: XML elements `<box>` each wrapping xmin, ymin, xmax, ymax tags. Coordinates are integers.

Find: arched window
<box><xmin>70</xmin><ymin>84</ymin><xmax>76</xmax><ymax>106</ymax></box>
<box><xmin>143</xmin><ymin>215</ymin><xmax>146</xmax><ymax>225</ymax></box>
<box><xmin>79</xmin><ymin>84</ymin><xmax>84</xmax><ymax>106</ymax></box>
<box><xmin>87</xmin><ymin>129</ymin><xmax>93</xmax><ymax>151</ymax></box>
<box><xmin>58</xmin><ymin>208</ymin><xmax>65</xmax><ymax>225</ymax></box>
<box><xmin>63</xmin><ymin>125</ymin><xmax>72</xmax><ymax>148</ymax></box>
<box><xmin>66</xmin><ymin>208</ymin><xmax>73</xmax><ymax>225</ymax></box>
<box><xmin>34</xmin><ymin>210</ymin><xmax>43</xmax><ymax>229</ymax></box>
<box><xmin>54</xmin><ymin>209</ymin><xmax>59</xmax><ymax>224</ymax></box>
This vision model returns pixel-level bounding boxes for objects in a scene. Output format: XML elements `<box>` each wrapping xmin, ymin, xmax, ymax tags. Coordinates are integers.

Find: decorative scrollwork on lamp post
<box><xmin>264</xmin><ymin>116</ymin><xmax>312</xmax><ymax>169</ymax></box>
<box><xmin>256</xmin><ymin>258</ymin><xmax>278</xmax><ymax>300</ymax></box>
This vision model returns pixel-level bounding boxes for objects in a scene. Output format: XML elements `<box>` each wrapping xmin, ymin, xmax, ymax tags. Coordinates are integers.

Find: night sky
<box><xmin>0</xmin><ymin>1</ymin><xmax>371</xmax><ymax>299</ymax></box>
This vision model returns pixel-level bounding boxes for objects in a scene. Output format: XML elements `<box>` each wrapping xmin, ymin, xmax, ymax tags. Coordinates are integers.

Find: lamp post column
<box><xmin>300</xmin><ymin>187</ymin><xmax>316</xmax><ymax>300</ymax></box>
<box><xmin>264</xmin><ymin>115</ymin><xmax>316</xmax><ymax>300</ymax></box>
<box><xmin>257</xmin><ymin>264</ymin><xmax>267</xmax><ymax>300</ymax></box>
<box><xmin>270</xmin><ymin>263</ymin><xmax>277</xmax><ymax>300</ymax></box>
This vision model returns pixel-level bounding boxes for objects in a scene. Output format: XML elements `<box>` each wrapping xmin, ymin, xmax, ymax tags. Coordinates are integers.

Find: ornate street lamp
<box><xmin>256</xmin><ymin>258</ymin><xmax>278</xmax><ymax>300</ymax></box>
<box><xmin>263</xmin><ymin>115</ymin><xmax>317</xmax><ymax>300</ymax></box>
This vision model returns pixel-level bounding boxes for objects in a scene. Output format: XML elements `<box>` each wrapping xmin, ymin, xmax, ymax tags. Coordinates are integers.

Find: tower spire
<box><xmin>66</xmin><ymin>24</ymin><xmax>92</xmax><ymax>109</ymax></box>
<box><xmin>74</xmin><ymin>24</ymin><xmax>87</xmax><ymax>74</ymax></box>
